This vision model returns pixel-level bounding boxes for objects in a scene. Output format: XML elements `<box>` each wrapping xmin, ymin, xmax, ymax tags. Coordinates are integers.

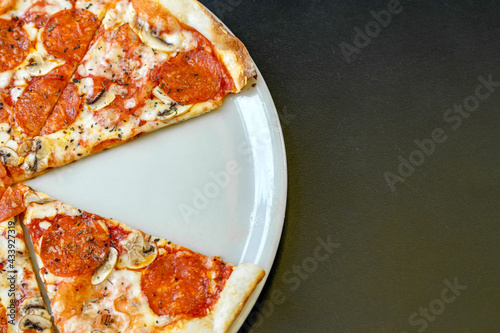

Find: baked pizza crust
<box><xmin>212</xmin><ymin>263</ymin><xmax>265</xmax><ymax>333</ymax></box>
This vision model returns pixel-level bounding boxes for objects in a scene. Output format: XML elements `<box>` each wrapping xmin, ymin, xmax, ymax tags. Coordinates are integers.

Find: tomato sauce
<box><xmin>108</xmin><ymin>224</ymin><xmax>131</xmax><ymax>255</ymax></box>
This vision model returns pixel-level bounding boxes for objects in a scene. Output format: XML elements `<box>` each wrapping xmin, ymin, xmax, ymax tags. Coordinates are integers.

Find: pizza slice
<box><xmin>0</xmin><ymin>185</ymin><xmax>54</xmax><ymax>332</ymax></box>
<box><xmin>4</xmin><ymin>0</ymin><xmax>255</xmax><ymax>183</ymax></box>
<box><xmin>0</xmin><ymin>0</ymin><xmax>114</xmax><ymax>184</ymax></box>
<box><xmin>19</xmin><ymin>184</ymin><xmax>264</xmax><ymax>333</ymax></box>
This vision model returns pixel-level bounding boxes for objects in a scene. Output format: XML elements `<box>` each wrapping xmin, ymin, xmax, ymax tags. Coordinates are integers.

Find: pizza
<box><xmin>0</xmin><ymin>183</ymin><xmax>265</xmax><ymax>332</ymax></box>
<box><xmin>0</xmin><ymin>0</ymin><xmax>254</xmax><ymax>184</ymax></box>
<box><xmin>0</xmin><ymin>0</ymin><xmax>263</xmax><ymax>331</ymax></box>
<box><xmin>0</xmin><ymin>186</ymin><xmax>53</xmax><ymax>333</ymax></box>
<box><xmin>0</xmin><ymin>0</ymin><xmax>112</xmax><ymax>186</ymax></box>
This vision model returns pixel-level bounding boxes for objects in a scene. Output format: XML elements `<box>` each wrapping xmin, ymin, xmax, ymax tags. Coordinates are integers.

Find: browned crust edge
<box><xmin>213</xmin><ymin>263</ymin><xmax>266</xmax><ymax>333</ymax></box>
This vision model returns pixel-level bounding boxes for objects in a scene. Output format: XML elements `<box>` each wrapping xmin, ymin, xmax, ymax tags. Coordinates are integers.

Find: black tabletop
<box><xmin>200</xmin><ymin>1</ymin><xmax>500</xmax><ymax>332</ymax></box>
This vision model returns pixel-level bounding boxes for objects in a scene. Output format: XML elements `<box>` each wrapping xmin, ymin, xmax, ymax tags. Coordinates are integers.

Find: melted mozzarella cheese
<box><xmin>75</xmin><ymin>0</ymin><xmax>107</xmax><ymax>17</ymax></box>
<box><xmin>13</xmin><ymin>79</ymin><xmax>26</xmax><ymax>86</ymax></box>
<box><xmin>0</xmin><ymin>71</ymin><xmax>13</xmax><ymax>89</ymax></box>
<box><xmin>5</xmin><ymin>139</ymin><xmax>18</xmax><ymax>151</ymax></box>
<box><xmin>77</xmin><ymin>77</ymin><xmax>94</xmax><ymax>96</ymax></box>
<box><xmin>10</xmin><ymin>87</ymin><xmax>24</xmax><ymax>103</ymax></box>
<box><xmin>41</xmin><ymin>0</ymin><xmax>72</xmax><ymax>16</ymax></box>
<box><xmin>124</xmin><ymin>98</ymin><xmax>136</xmax><ymax>109</ymax></box>
<box><xmin>24</xmin><ymin>200</ymin><xmax>80</xmax><ymax>221</ymax></box>
<box><xmin>102</xmin><ymin>0</ymin><xmax>132</xmax><ymax>29</ymax></box>
<box><xmin>83</xmin><ymin>38</ymin><xmax>125</xmax><ymax>80</ymax></box>
<box><xmin>14</xmin><ymin>69</ymin><xmax>30</xmax><ymax>80</ymax></box>
<box><xmin>23</xmin><ymin>22</ymin><xmax>38</xmax><ymax>41</ymax></box>
<box><xmin>54</xmin><ymin>270</ymin><xmax>170</xmax><ymax>332</ymax></box>
<box><xmin>0</xmin><ymin>0</ymin><xmax>32</xmax><ymax>20</ymax></box>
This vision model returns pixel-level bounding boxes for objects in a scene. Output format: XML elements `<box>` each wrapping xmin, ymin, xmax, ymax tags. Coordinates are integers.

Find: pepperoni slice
<box><xmin>141</xmin><ymin>251</ymin><xmax>232</xmax><ymax>318</ymax></box>
<box><xmin>14</xmin><ymin>64</ymin><xmax>72</xmax><ymax>137</ymax></box>
<box><xmin>40</xmin><ymin>215</ymin><xmax>110</xmax><ymax>277</ymax></box>
<box><xmin>0</xmin><ymin>303</ymin><xmax>6</xmax><ymax>333</ymax></box>
<box><xmin>24</xmin><ymin>1</ymin><xmax>51</xmax><ymax>29</ymax></box>
<box><xmin>0</xmin><ymin>162</ymin><xmax>12</xmax><ymax>189</ymax></box>
<box><xmin>160</xmin><ymin>47</ymin><xmax>234</xmax><ymax>105</ymax></box>
<box><xmin>0</xmin><ymin>186</ymin><xmax>24</xmax><ymax>221</ymax></box>
<box><xmin>131</xmin><ymin>0</ymin><xmax>181</xmax><ymax>34</ymax></box>
<box><xmin>0</xmin><ymin>96</ymin><xmax>12</xmax><ymax>124</ymax></box>
<box><xmin>41</xmin><ymin>82</ymin><xmax>83</xmax><ymax>135</ymax></box>
<box><xmin>0</xmin><ymin>18</ymin><xmax>30</xmax><ymax>72</ymax></box>
<box><xmin>42</xmin><ymin>8</ymin><xmax>99</xmax><ymax>63</ymax></box>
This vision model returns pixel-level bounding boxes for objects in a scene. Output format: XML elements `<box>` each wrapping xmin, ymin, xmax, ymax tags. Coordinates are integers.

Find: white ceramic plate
<box><xmin>26</xmin><ymin>66</ymin><xmax>287</xmax><ymax>331</ymax></box>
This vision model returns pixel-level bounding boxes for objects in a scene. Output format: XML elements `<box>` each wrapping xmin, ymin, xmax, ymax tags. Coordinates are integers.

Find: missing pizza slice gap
<box><xmin>0</xmin><ymin>0</ymin><xmax>255</xmax><ymax>184</ymax></box>
<box><xmin>0</xmin><ymin>183</ymin><xmax>265</xmax><ymax>332</ymax></box>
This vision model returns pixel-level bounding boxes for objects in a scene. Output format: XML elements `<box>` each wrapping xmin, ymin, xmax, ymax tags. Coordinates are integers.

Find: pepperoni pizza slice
<box><xmin>0</xmin><ymin>184</ymin><xmax>54</xmax><ymax>332</ymax></box>
<box><xmin>20</xmin><ymin>184</ymin><xmax>264</xmax><ymax>333</ymax></box>
<box><xmin>0</xmin><ymin>0</ymin><xmax>113</xmax><ymax>185</ymax></box>
<box><xmin>0</xmin><ymin>0</ymin><xmax>255</xmax><ymax>184</ymax></box>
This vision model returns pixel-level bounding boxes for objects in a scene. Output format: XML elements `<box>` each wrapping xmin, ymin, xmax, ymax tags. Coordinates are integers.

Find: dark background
<box><xmin>200</xmin><ymin>0</ymin><xmax>500</xmax><ymax>332</ymax></box>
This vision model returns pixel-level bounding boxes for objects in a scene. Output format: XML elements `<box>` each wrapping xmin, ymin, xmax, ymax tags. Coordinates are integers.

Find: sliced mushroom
<box><xmin>157</xmin><ymin>108</ymin><xmax>177</xmax><ymax>121</ymax></box>
<box><xmin>152</xmin><ymin>87</ymin><xmax>176</xmax><ymax>120</ymax></box>
<box><xmin>22</xmin><ymin>138</ymin><xmax>50</xmax><ymax>172</ymax></box>
<box><xmin>24</xmin><ymin>192</ymin><xmax>52</xmax><ymax>205</ymax></box>
<box><xmin>34</xmin><ymin>138</ymin><xmax>50</xmax><ymax>169</ymax></box>
<box><xmin>87</xmin><ymin>90</ymin><xmax>116</xmax><ymax>111</ymax></box>
<box><xmin>0</xmin><ymin>146</ymin><xmax>19</xmax><ymax>166</ymax></box>
<box><xmin>19</xmin><ymin>314</ymin><xmax>52</xmax><ymax>332</ymax></box>
<box><xmin>152</xmin><ymin>86</ymin><xmax>173</xmax><ymax>105</ymax></box>
<box><xmin>92</xmin><ymin>247</ymin><xmax>118</xmax><ymax>285</ymax></box>
<box><xmin>20</xmin><ymin>296</ymin><xmax>45</xmax><ymax>314</ymax></box>
<box><xmin>22</xmin><ymin>153</ymin><xmax>36</xmax><ymax>172</ymax></box>
<box><xmin>26</xmin><ymin>51</ymin><xmax>62</xmax><ymax>77</ymax></box>
<box><xmin>18</xmin><ymin>141</ymin><xmax>31</xmax><ymax>156</ymax></box>
<box><xmin>152</xmin><ymin>86</ymin><xmax>192</xmax><ymax>118</ymax></box>
<box><xmin>121</xmin><ymin>231</ymin><xmax>157</xmax><ymax>269</ymax></box>
<box><xmin>129</xmin><ymin>17</ymin><xmax>176</xmax><ymax>53</ymax></box>
<box><xmin>24</xmin><ymin>308</ymin><xmax>50</xmax><ymax>319</ymax></box>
